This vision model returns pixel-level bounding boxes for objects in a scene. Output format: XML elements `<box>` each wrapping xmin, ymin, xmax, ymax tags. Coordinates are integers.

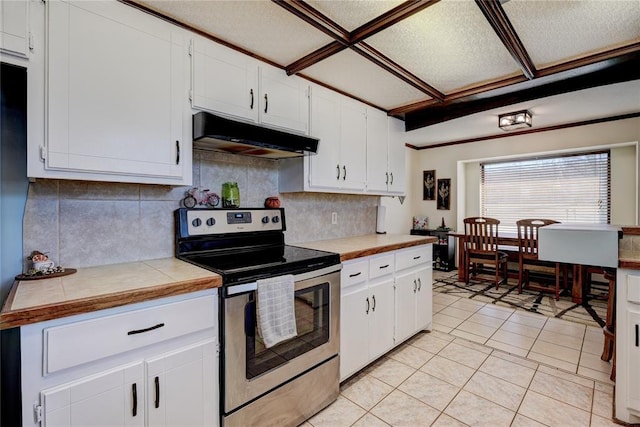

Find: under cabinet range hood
<box><xmin>192</xmin><ymin>111</ymin><xmax>319</xmax><ymax>159</ymax></box>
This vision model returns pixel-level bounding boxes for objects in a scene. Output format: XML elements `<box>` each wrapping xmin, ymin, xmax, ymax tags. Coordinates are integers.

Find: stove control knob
<box><xmin>192</xmin><ymin>218</ymin><xmax>202</xmax><ymax>227</ymax></box>
<box><xmin>272</xmin><ymin>216</ymin><xmax>280</xmax><ymax>224</ymax></box>
<box><xmin>261</xmin><ymin>216</ymin><xmax>269</xmax><ymax>224</ymax></box>
<box><xmin>206</xmin><ymin>217</ymin><xmax>216</xmax><ymax>227</ymax></box>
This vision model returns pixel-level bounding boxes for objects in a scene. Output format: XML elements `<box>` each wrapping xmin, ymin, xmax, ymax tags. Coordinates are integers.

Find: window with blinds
<box><xmin>480</xmin><ymin>151</ymin><xmax>610</xmax><ymax>234</ymax></box>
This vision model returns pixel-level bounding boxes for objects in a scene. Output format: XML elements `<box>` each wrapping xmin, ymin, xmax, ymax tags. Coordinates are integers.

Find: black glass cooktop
<box><xmin>180</xmin><ymin>245</ymin><xmax>340</xmax><ymax>285</ymax></box>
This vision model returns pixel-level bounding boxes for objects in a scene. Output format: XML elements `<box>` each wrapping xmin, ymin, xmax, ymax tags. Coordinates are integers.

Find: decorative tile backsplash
<box><xmin>23</xmin><ymin>151</ymin><xmax>378</xmax><ymax>269</ymax></box>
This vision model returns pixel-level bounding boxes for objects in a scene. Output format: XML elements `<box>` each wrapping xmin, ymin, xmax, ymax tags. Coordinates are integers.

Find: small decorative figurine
<box><xmin>181</xmin><ymin>187</ymin><xmax>220</xmax><ymax>208</ymax></box>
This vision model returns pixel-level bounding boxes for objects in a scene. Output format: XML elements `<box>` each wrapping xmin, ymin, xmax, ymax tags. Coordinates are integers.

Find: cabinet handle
<box><xmin>372</xmin><ymin>295</ymin><xmax>376</xmax><ymax>312</ymax></box>
<box><xmin>264</xmin><ymin>93</ymin><xmax>268</xmax><ymax>113</ymax></box>
<box><xmin>154</xmin><ymin>376</ymin><xmax>160</xmax><ymax>409</ymax></box>
<box><xmin>250</xmin><ymin>88</ymin><xmax>254</xmax><ymax>109</ymax></box>
<box><xmin>366</xmin><ymin>297</ymin><xmax>370</xmax><ymax>314</ymax></box>
<box><xmin>343</xmin><ymin>165</ymin><xmax>346</xmax><ymax>181</ymax></box>
<box><xmin>132</xmin><ymin>383</ymin><xmax>138</xmax><ymax>417</ymax></box>
<box><xmin>417</xmin><ymin>277</ymin><xmax>422</xmax><ymax>291</ymax></box>
<box><xmin>127</xmin><ymin>323</ymin><xmax>165</xmax><ymax>335</ymax></box>
<box><xmin>379</xmin><ymin>264</ymin><xmax>389</xmax><ymax>269</ymax></box>
<box><xmin>413</xmin><ymin>256</ymin><xmax>421</xmax><ymax>260</ymax></box>
<box><xmin>413</xmin><ymin>280</ymin><xmax>417</xmax><ymax>293</ymax></box>
<box><xmin>636</xmin><ymin>324</ymin><xmax>639</xmax><ymax>347</ymax></box>
<box><xmin>390</xmin><ymin>172</ymin><xmax>394</xmax><ymax>185</ymax></box>
<box><xmin>336</xmin><ymin>164</ymin><xmax>341</xmax><ymax>180</ymax></box>
<box><xmin>385</xmin><ymin>172</ymin><xmax>389</xmax><ymax>185</ymax></box>
<box><xmin>175</xmin><ymin>141</ymin><xmax>180</xmax><ymax>165</ymax></box>
<box><xmin>349</xmin><ymin>272</ymin><xmax>362</xmax><ymax>278</ymax></box>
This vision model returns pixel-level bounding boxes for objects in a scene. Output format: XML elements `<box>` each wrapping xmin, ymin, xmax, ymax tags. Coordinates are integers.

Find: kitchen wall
<box><xmin>22</xmin><ymin>150</ymin><xmax>378</xmax><ymax>270</ymax></box>
<box><xmin>383</xmin><ymin>116</ymin><xmax>640</xmax><ymax>234</ymax></box>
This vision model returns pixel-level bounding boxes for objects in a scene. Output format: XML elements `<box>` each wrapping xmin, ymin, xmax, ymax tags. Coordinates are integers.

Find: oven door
<box><xmin>222</xmin><ymin>266</ymin><xmax>340</xmax><ymax>414</ymax></box>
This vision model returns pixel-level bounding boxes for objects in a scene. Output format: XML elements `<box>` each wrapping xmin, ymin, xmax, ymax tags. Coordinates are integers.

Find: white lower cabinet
<box><xmin>22</xmin><ymin>290</ymin><xmax>219</xmax><ymax>427</ymax></box>
<box><xmin>339</xmin><ymin>245</ymin><xmax>432</xmax><ymax>381</ymax></box>
<box><xmin>41</xmin><ymin>362</ymin><xmax>145</xmax><ymax>427</ymax></box>
<box><xmin>40</xmin><ymin>340</ymin><xmax>216</xmax><ymax>427</ymax></box>
<box><xmin>146</xmin><ymin>341</ymin><xmax>217</xmax><ymax>426</ymax></box>
<box><xmin>616</xmin><ymin>268</ymin><xmax>640</xmax><ymax>424</ymax></box>
<box><xmin>394</xmin><ymin>266</ymin><xmax>432</xmax><ymax>344</ymax></box>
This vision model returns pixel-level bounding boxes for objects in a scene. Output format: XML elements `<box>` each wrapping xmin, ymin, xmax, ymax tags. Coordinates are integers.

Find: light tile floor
<box><xmin>303</xmin><ymin>274</ymin><xmax>617</xmax><ymax>426</ymax></box>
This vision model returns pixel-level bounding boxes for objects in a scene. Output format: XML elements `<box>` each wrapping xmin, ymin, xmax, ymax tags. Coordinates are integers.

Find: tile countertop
<box><xmin>295</xmin><ymin>233</ymin><xmax>437</xmax><ymax>262</ymax></box>
<box><xmin>620</xmin><ymin>226</ymin><xmax>640</xmax><ymax>270</ymax></box>
<box><xmin>0</xmin><ymin>258</ymin><xmax>221</xmax><ymax>330</ymax></box>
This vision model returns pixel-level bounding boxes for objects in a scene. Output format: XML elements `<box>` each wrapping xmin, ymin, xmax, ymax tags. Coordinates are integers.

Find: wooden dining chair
<box><xmin>463</xmin><ymin>217</ymin><xmax>508</xmax><ymax>289</ymax></box>
<box><xmin>516</xmin><ymin>219</ymin><xmax>567</xmax><ymax>300</ymax></box>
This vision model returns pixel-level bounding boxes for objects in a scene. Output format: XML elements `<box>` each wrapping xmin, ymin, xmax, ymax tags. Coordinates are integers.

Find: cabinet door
<box><xmin>627</xmin><ymin>309</ymin><xmax>640</xmax><ymax>412</ymax></box>
<box><xmin>146</xmin><ymin>340</ymin><xmax>217</xmax><ymax>427</ymax></box>
<box><xmin>46</xmin><ymin>0</ymin><xmax>187</xmax><ymax>181</ymax></box>
<box><xmin>366</xmin><ymin>107</ymin><xmax>390</xmax><ymax>193</ymax></box>
<box><xmin>259</xmin><ymin>67</ymin><xmax>309</xmax><ymax>134</ymax></box>
<box><xmin>191</xmin><ymin>39</ymin><xmax>259</xmax><ymax>122</ymax></box>
<box><xmin>42</xmin><ymin>362</ymin><xmax>144</xmax><ymax>427</ymax></box>
<box><xmin>368</xmin><ymin>279</ymin><xmax>395</xmax><ymax>359</ymax></box>
<box><xmin>387</xmin><ymin>117</ymin><xmax>406</xmax><ymax>194</ymax></box>
<box><xmin>309</xmin><ymin>86</ymin><xmax>341</xmax><ymax>189</ymax></box>
<box><xmin>415</xmin><ymin>266</ymin><xmax>433</xmax><ymax>331</ymax></box>
<box><xmin>340</xmin><ymin>286</ymin><xmax>370</xmax><ymax>381</ymax></box>
<box><xmin>340</xmin><ymin>99</ymin><xmax>367</xmax><ymax>191</ymax></box>
<box><xmin>394</xmin><ymin>271</ymin><xmax>417</xmax><ymax>343</ymax></box>
<box><xmin>0</xmin><ymin>0</ymin><xmax>29</xmax><ymax>57</ymax></box>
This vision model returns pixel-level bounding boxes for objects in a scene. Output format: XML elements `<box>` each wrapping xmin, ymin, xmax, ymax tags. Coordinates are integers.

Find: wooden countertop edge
<box><xmin>0</xmin><ymin>276</ymin><xmax>221</xmax><ymax>330</ymax></box>
<box><xmin>339</xmin><ymin>237</ymin><xmax>436</xmax><ymax>262</ymax></box>
<box><xmin>622</xmin><ymin>227</ymin><xmax>640</xmax><ymax>236</ymax></box>
<box><xmin>619</xmin><ymin>259</ymin><xmax>640</xmax><ymax>270</ymax></box>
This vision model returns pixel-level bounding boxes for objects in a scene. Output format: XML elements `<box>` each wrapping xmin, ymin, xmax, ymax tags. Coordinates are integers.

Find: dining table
<box><xmin>451</xmin><ymin>232</ymin><xmax>591</xmax><ymax>304</ymax></box>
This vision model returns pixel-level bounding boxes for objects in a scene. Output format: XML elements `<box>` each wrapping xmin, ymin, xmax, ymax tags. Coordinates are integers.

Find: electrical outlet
<box><xmin>331</xmin><ymin>212</ymin><xmax>338</xmax><ymax>225</ymax></box>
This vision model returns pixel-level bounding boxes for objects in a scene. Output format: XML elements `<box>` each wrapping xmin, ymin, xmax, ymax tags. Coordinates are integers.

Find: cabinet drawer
<box><xmin>369</xmin><ymin>254</ymin><xmax>395</xmax><ymax>279</ymax></box>
<box><xmin>395</xmin><ymin>245</ymin><xmax>432</xmax><ymax>271</ymax></box>
<box><xmin>45</xmin><ymin>295</ymin><xmax>216</xmax><ymax>374</ymax></box>
<box><xmin>341</xmin><ymin>260</ymin><xmax>369</xmax><ymax>289</ymax></box>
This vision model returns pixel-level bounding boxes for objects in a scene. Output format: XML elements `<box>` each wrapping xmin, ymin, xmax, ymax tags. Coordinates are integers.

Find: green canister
<box><xmin>222</xmin><ymin>182</ymin><xmax>240</xmax><ymax>208</ymax></box>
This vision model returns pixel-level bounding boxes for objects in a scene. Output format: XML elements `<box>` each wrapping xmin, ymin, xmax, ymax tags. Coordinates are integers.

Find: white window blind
<box><xmin>481</xmin><ymin>151</ymin><xmax>610</xmax><ymax>234</ymax></box>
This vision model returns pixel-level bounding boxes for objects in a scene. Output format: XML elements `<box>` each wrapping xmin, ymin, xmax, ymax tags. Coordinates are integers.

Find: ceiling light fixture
<box><xmin>498</xmin><ymin>110</ymin><xmax>532</xmax><ymax>131</ymax></box>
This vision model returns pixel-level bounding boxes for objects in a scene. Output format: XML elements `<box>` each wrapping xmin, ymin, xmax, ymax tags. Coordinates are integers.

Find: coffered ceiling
<box><xmin>126</xmin><ymin>0</ymin><xmax>640</xmax><ymax>146</ymax></box>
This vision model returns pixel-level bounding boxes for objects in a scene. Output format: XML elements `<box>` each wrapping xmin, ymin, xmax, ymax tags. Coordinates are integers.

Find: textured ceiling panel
<box><xmin>306</xmin><ymin>0</ymin><xmax>404</xmax><ymax>31</ymax></box>
<box><xmin>134</xmin><ymin>0</ymin><xmax>333</xmax><ymax>64</ymax></box>
<box><xmin>504</xmin><ymin>0</ymin><xmax>640</xmax><ymax>69</ymax></box>
<box><xmin>366</xmin><ymin>0</ymin><xmax>522</xmax><ymax>94</ymax></box>
<box><xmin>303</xmin><ymin>49</ymin><xmax>428</xmax><ymax>109</ymax></box>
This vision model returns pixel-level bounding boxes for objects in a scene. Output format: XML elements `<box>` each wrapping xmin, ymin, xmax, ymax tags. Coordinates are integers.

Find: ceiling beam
<box><xmin>403</xmin><ymin>51</ymin><xmax>640</xmax><ymax>131</ymax></box>
<box><xmin>354</xmin><ymin>42</ymin><xmax>445</xmax><ymax>101</ymax></box>
<box><xmin>350</xmin><ymin>0</ymin><xmax>440</xmax><ymax>43</ymax></box>
<box><xmin>475</xmin><ymin>0</ymin><xmax>536</xmax><ymax>80</ymax></box>
<box><xmin>286</xmin><ymin>42</ymin><xmax>347</xmax><ymax>75</ymax></box>
<box><xmin>273</xmin><ymin>0</ymin><xmax>350</xmax><ymax>42</ymax></box>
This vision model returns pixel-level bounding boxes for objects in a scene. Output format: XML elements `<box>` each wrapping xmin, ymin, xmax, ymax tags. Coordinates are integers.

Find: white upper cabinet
<box><xmin>259</xmin><ymin>66</ymin><xmax>309</xmax><ymax>134</ymax></box>
<box><xmin>191</xmin><ymin>39</ymin><xmax>309</xmax><ymax>135</ymax></box>
<box><xmin>0</xmin><ymin>0</ymin><xmax>29</xmax><ymax>58</ymax></box>
<box><xmin>279</xmin><ymin>84</ymin><xmax>366</xmax><ymax>193</ymax></box>
<box><xmin>191</xmin><ymin>39</ymin><xmax>259</xmax><ymax>123</ymax></box>
<box><xmin>366</xmin><ymin>107</ymin><xmax>390</xmax><ymax>193</ymax></box>
<box><xmin>366</xmin><ymin>110</ymin><xmax>406</xmax><ymax>195</ymax></box>
<box><xmin>42</xmin><ymin>0</ymin><xmax>191</xmax><ymax>185</ymax></box>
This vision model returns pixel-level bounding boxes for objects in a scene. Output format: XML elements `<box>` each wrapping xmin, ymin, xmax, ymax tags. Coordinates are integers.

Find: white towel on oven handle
<box><xmin>256</xmin><ymin>274</ymin><xmax>298</xmax><ymax>348</ymax></box>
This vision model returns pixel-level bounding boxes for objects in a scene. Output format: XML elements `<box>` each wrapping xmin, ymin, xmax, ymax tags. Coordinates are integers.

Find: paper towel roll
<box><xmin>376</xmin><ymin>205</ymin><xmax>386</xmax><ymax>234</ymax></box>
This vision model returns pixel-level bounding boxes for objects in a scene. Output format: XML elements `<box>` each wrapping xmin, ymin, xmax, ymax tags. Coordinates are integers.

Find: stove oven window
<box><xmin>245</xmin><ymin>282</ymin><xmax>329</xmax><ymax>379</ymax></box>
